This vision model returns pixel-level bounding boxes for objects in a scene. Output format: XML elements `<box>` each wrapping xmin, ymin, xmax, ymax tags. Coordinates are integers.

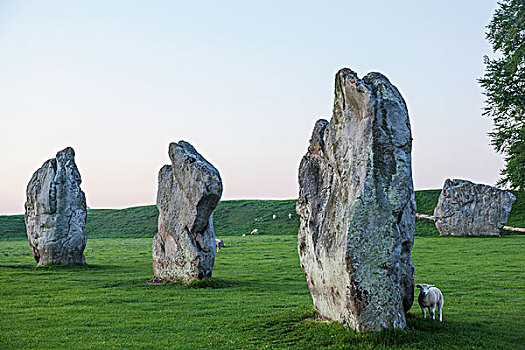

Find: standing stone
<box><xmin>152</xmin><ymin>141</ymin><xmax>222</xmax><ymax>281</ymax></box>
<box><xmin>25</xmin><ymin>147</ymin><xmax>87</xmax><ymax>265</ymax></box>
<box><xmin>297</xmin><ymin>68</ymin><xmax>416</xmax><ymax>332</ymax></box>
<box><xmin>433</xmin><ymin>179</ymin><xmax>516</xmax><ymax>236</ymax></box>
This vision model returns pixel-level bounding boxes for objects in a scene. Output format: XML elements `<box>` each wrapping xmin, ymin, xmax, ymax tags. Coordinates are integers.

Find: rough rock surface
<box><xmin>296</xmin><ymin>68</ymin><xmax>416</xmax><ymax>332</ymax></box>
<box><xmin>152</xmin><ymin>141</ymin><xmax>223</xmax><ymax>281</ymax></box>
<box><xmin>433</xmin><ymin>179</ymin><xmax>516</xmax><ymax>236</ymax></box>
<box><xmin>25</xmin><ymin>147</ymin><xmax>87</xmax><ymax>265</ymax></box>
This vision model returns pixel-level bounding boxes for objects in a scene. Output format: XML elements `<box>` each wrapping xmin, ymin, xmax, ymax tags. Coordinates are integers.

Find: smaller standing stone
<box><xmin>152</xmin><ymin>141</ymin><xmax>223</xmax><ymax>281</ymax></box>
<box><xmin>25</xmin><ymin>147</ymin><xmax>87</xmax><ymax>265</ymax></box>
<box><xmin>433</xmin><ymin>179</ymin><xmax>516</xmax><ymax>236</ymax></box>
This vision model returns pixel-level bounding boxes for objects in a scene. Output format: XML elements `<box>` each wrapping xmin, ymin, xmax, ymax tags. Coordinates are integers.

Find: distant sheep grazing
<box><xmin>215</xmin><ymin>238</ymin><xmax>224</xmax><ymax>252</ymax></box>
<box><xmin>416</xmin><ymin>284</ymin><xmax>444</xmax><ymax>321</ymax></box>
<box><xmin>251</xmin><ymin>229</ymin><xmax>259</xmax><ymax>235</ymax></box>
<box><xmin>272</xmin><ymin>214</ymin><xmax>277</xmax><ymax>220</ymax></box>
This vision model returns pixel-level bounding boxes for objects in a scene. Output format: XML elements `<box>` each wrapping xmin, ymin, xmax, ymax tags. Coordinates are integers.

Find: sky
<box><xmin>0</xmin><ymin>0</ymin><xmax>503</xmax><ymax>214</ymax></box>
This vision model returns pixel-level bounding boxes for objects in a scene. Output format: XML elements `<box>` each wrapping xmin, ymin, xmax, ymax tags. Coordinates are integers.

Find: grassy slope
<box><xmin>87</xmin><ymin>206</ymin><xmax>158</xmax><ymax>238</ymax></box>
<box><xmin>506</xmin><ymin>191</ymin><xmax>525</xmax><ymax>227</ymax></box>
<box><xmin>0</xmin><ymin>200</ymin><xmax>299</xmax><ymax>241</ymax></box>
<box><xmin>0</xmin><ymin>235</ymin><xmax>523</xmax><ymax>349</ymax></box>
<box><xmin>414</xmin><ymin>190</ymin><xmax>442</xmax><ymax>237</ymax></box>
<box><xmin>0</xmin><ymin>215</ymin><xmax>25</xmax><ymax>241</ymax></box>
<box><xmin>213</xmin><ymin>199</ymin><xmax>299</xmax><ymax>237</ymax></box>
<box><xmin>414</xmin><ymin>190</ymin><xmax>442</xmax><ymax>215</ymax></box>
<box><xmin>2</xmin><ymin>190</ymin><xmax>523</xmax><ymax>241</ymax></box>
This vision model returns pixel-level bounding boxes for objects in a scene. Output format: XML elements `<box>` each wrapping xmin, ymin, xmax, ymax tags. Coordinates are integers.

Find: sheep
<box><xmin>416</xmin><ymin>284</ymin><xmax>444</xmax><ymax>321</ymax></box>
<box><xmin>251</xmin><ymin>229</ymin><xmax>259</xmax><ymax>235</ymax></box>
<box><xmin>272</xmin><ymin>214</ymin><xmax>277</xmax><ymax>220</ymax></box>
<box><xmin>215</xmin><ymin>238</ymin><xmax>224</xmax><ymax>252</ymax></box>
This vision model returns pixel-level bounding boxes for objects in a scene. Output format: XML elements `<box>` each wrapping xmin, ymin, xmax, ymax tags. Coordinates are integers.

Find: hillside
<box><xmin>506</xmin><ymin>190</ymin><xmax>525</xmax><ymax>228</ymax></box>
<box><xmin>1</xmin><ymin>190</ymin><xmax>523</xmax><ymax>240</ymax></box>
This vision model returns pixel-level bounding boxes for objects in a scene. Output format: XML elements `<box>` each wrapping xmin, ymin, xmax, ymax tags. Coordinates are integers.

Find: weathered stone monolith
<box><xmin>433</xmin><ymin>179</ymin><xmax>516</xmax><ymax>236</ymax></box>
<box><xmin>297</xmin><ymin>68</ymin><xmax>416</xmax><ymax>332</ymax></box>
<box><xmin>25</xmin><ymin>147</ymin><xmax>87</xmax><ymax>265</ymax></box>
<box><xmin>152</xmin><ymin>141</ymin><xmax>222</xmax><ymax>281</ymax></box>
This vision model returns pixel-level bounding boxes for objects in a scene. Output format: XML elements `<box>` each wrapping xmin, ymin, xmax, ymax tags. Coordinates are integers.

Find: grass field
<box><xmin>0</xmin><ymin>191</ymin><xmax>524</xmax><ymax>349</ymax></box>
<box><xmin>1</xmin><ymin>236</ymin><xmax>524</xmax><ymax>349</ymax></box>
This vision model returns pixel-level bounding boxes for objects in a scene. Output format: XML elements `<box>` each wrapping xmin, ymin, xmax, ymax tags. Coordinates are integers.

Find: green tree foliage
<box><xmin>479</xmin><ymin>0</ymin><xmax>525</xmax><ymax>190</ymax></box>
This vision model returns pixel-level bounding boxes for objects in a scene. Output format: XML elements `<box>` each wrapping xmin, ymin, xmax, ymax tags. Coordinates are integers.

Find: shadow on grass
<box><xmin>147</xmin><ymin>277</ymin><xmax>256</xmax><ymax>289</ymax></box>
<box><xmin>99</xmin><ymin>279</ymin><xmax>152</xmax><ymax>289</ymax></box>
<box><xmin>0</xmin><ymin>264</ymin><xmax>37</xmax><ymax>269</ymax></box>
<box><xmin>502</xmin><ymin>229</ymin><xmax>525</xmax><ymax>236</ymax></box>
<box><xmin>406</xmin><ymin>313</ymin><xmax>485</xmax><ymax>331</ymax></box>
<box><xmin>259</xmin><ymin>310</ymin><xmax>495</xmax><ymax>349</ymax></box>
<box><xmin>37</xmin><ymin>263</ymin><xmax>119</xmax><ymax>270</ymax></box>
<box><xmin>403</xmin><ymin>313</ymin><xmax>491</xmax><ymax>348</ymax></box>
<box><xmin>0</xmin><ymin>263</ymin><xmax>118</xmax><ymax>270</ymax></box>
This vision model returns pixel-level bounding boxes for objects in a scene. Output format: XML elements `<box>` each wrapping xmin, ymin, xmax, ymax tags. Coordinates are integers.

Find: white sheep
<box><xmin>272</xmin><ymin>214</ymin><xmax>277</xmax><ymax>220</ymax></box>
<box><xmin>215</xmin><ymin>238</ymin><xmax>224</xmax><ymax>252</ymax></box>
<box><xmin>251</xmin><ymin>229</ymin><xmax>259</xmax><ymax>235</ymax></box>
<box><xmin>416</xmin><ymin>284</ymin><xmax>444</xmax><ymax>321</ymax></box>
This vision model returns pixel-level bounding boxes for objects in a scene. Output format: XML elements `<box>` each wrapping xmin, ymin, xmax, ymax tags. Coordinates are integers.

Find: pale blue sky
<box><xmin>0</xmin><ymin>0</ymin><xmax>502</xmax><ymax>214</ymax></box>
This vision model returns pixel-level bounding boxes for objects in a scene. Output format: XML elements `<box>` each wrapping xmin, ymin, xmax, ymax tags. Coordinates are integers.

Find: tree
<box><xmin>479</xmin><ymin>0</ymin><xmax>525</xmax><ymax>190</ymax></box>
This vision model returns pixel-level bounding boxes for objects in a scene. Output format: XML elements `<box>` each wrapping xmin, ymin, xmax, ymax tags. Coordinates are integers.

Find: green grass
<box><xmin>0</xmin><ymin>235</ymin><xmax>523</xmax><ymax>349</ymax></box>
<box><xmin>87</xmin><ymin>206</ymin><xmax>158</xmax><ymax>238</ymax></box>
<box><xmin>0</xmin><ymin>214</ymin><xmax>25</xmax><ymax>241</ymax></box>
<box><xmin>1</xmin><ymin>192</ymin><xmax>524</xmax><ymax>348</ymax></box>
<box><xmin>414</xmin><ymin>218</ymin><xmax>440</xmax><ymax>237</ymax></box>
<box><xmin>213</xmin><ymin>199</ymin><xmax>299</xmax><ymax>237</ymax></box>
<box><xmin>414</xmin><ymin>190</ymin><xmax>442</xmax><ymax>215</ymax></box>
<box><xmin>3</xmin><ymin>190</ymin><xmax>523</xmax><ymax>242</ymax></box>
<box><xmin>506</xmin><ymin>190</ymin><xmax>525</xmax><ymax>228</ymax></box>
<box><xmin>0</xmin><ymin>200</ymin><xmax>299</xmax><ymax>241</ymax></box>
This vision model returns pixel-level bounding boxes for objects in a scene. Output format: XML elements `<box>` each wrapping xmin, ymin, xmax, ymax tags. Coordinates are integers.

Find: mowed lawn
<box><xmin>0</xmin><ymin>235</ymin><xmax>524</xmax><ymax>349</ymax></box>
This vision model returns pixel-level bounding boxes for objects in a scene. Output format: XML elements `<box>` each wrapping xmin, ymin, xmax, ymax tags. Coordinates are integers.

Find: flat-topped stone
<box><xmin>433</xmin><ymin>179</ymin><xmax>516</xmax><ymax>236</ymax></box>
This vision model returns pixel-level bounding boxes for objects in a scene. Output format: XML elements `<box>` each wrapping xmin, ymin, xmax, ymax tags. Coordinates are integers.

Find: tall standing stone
<box><xmin>25</xmin><ymin>147</ymin><xmax>87</xmax><ymax>265</ymax></box>
<box><xmin>433</xmin><ymin>179</ymin><xmax>516</xmax><ymax>236</ymax></box>
<box><xmin>297</xmin><ymin>69</ymin><xmax>416</xmax><ymax>332</ymax></box>
<box><xmin>152</xmin><ymin>141</ymin><xmax>223</xmax><ymax>281</ymax></box>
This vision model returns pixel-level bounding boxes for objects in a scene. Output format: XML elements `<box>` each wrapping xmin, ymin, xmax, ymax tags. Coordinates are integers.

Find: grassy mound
<box><xmin>213</xmin><ymin>199</ymin><xmax>298</xmax><ymax>237</ymax></box>
<box><xmin>506</xmin><ymin>190</ymin><xmax>525</xmax><ymax>227</ymax></box>
<box><xmin>0</xmin><ymin>214</ymin><xmax>25</xmax><ymax>241</ymax></box>
<box><xmin>1</xmin><ymin>190</ymin><xmax>523</xmax><ymax>241</ymax></box>
<box><xmin>87</xmin><ymin>206</ymin><xmax>158</xmax><ymax>238</ymax></box>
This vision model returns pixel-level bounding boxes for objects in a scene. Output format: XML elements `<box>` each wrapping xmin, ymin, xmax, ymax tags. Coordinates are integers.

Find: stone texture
<box><xmin>25</xmin><ymin>147</ymin><xmax>87</xmax><ymax>265</ymax></box>
<box><xmin>297</xmin><ymin>68</ymin><xmax>416</xmax><ymax>332</ymax></box>
<box><xmin>152</xmin><ymin>141</ymin><xmax>223</xmax><ymax>281</ymax></box>
<box><xmin>433</xmin><ymin>179</ymin><xmax>516</xmax><ymax>236</ymax></box>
